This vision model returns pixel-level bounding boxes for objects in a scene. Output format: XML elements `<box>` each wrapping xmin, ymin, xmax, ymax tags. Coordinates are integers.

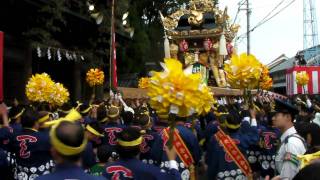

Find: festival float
<box><xmin>119</xmin><ymin>0</ymin><xmax>243</xmax><ymax>98</ymax></box>
<box><xmin>119</xmin><ymin>0</ymin><xmax>281</xmax><ymax>99</ymax></box>
<box><xmin>160</xmin><ymin>0</ymin><xmax>239</xmax><ymax>87</ymax></box>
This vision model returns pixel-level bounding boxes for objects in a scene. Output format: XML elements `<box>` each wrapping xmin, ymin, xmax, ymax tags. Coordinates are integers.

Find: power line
<box><xmin>236</xmin><ymin>0</ymin><xmax>297</xmax><ymax>40</ymax></box>
<box><xmin>254</xmin><ymin>0</ymin><xmax>287</xmax><ymax>28</ymax></box>
<box><xmin>251</xmin><ymin>0</ymin><xmax>296</xmax><ymax>32</ymax></box>
<box><xmin>232</xmin><ymin>0</ymin><xmax>246</xmax><ymax>25</ymax></box>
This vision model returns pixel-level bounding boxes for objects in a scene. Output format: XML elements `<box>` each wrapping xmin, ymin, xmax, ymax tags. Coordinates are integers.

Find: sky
<box><xmin>219</xmin><ymin>0</ymin><xmax>320</xmax><ymax>64</ymax></box>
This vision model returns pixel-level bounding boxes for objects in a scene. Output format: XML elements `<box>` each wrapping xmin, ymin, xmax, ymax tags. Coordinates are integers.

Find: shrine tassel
<box><xmin>164</xmin><ymin>35</ymin><xmax>170</xmax><ymax>58</ymax></box>
<box><xmin>219</xmin><ymin>32</ymin><xmax>228</xmax><ymax>56</ymax></box>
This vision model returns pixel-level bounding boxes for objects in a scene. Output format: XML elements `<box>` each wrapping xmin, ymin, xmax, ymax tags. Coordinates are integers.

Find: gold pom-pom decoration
<box><xmin>86</xmin><ymin>68</ymin><xmax>105</xmax><ymax>87</ymax></box>
<box><xmin>296</xmin><ymin>71</ymin><xmax>309</xmax><ymax>86</ymax></box>
<box><xmin>25</xmin><ymin>73</ymin><xmax>55</xmax><ymax>103</ymax></box>
<box><xmin>48</xmin><ymin>83</ymin><xmax>70</xmax><ymax>106</ymax></box>
<box><xmin>259</xmin><ymin>65</ymin><xmax>273</xmax><ymax>90</ymax></box>
<box><xmin>224</xmin><ymin>53</ymin><xmax>263</xmax><ymax>89</ymax></box>
<box><xmin>147</xmin><ymin>58</ymin><xmax>216</xmax><ymax>117</ymax></box>
<box><xmin>260</xmin><ymin>76</ymin><xmax>273</xmax><ymax>90</ymax></box>
<box><xmin>26</xmin><ymin>73</ymin><xmax>70</xmax><ymax>106</ymax></box>
<box><xmin>138</xmin><ymin>77</ymin><xmax>149</xmax><ymax>89</ymax></box>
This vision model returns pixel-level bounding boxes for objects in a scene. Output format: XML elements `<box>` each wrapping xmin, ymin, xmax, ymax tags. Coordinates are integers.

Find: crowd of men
<box><xmin>0</xmin><ymin>93</ymin><xmax>320</xmax><ymax>180</ymax></box>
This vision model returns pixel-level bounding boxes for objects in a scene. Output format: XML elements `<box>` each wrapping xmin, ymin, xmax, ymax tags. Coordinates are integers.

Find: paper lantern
<box><xmin>179</xmin><ymin>40</ymin><xmax>189</xmax><ymax>52</ymax></box>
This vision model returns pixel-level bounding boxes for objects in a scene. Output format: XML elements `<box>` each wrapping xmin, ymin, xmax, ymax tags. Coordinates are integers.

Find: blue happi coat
<box><xmin>102</xmin><ymin>122</ymin><xmax>125</xmax><ymax>147</ymax></box>
<box><xmin>246</xmin><ymin>124</ymin><xmax>280</xmax><ymax>178</ymax></box>
<box><xmin>139</xmin><ymin>129</ymin><xmax>163</xmax><ymax>166</ymax></box>
<box><xmin>9</xmin><ymin>128</ymin><xmax>54</xmax><ymax>180</ymax></box>
<box><xmin>37</xmin><ymin>163</ymin><xmax>104</xmax><ymax>180</ymax></box>
<box><xmin>103</xmin><ymin>158</ymin><xmax>181</xmax><ymax>180</ymax></box>
<box><xmin>206</xmin><ymin>121</ymin><xmax>259</xmax><ymax>180</ymax></box>
<box><xmin>159</xmin><ymin>124</ymin><xmax>202</xmax><ymax>180</ymax></box>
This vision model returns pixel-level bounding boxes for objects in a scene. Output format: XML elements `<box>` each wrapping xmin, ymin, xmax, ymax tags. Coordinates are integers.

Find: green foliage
<box><xmin>120</xmin><ymin>0</ymin><xmax>190</xmax><ymax>74</ymax></box>
<box><xmin>24</xmin><ymin>0</ymin><xmax>66</xmax><ymax>46</ymax></box>
<box><xmin>21</xmin><ymin>0</ymin><xmax>219</xmax><ymax>74</ymax></box>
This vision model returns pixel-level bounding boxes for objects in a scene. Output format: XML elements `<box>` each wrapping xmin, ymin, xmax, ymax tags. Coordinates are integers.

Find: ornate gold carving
<box><xmin>160</xmin><ymin>0</ymin><xmax>239</xmax><ymax>40</ymax></box>
<box><xmin>189</xmin><ymin>0</ymin><xmax>216</xmax><ymax>12</ymax></box>
<box><xmin>188</xmin><ymin>10</ymin><xmax>204</xmax><ymax>26</ymax></box>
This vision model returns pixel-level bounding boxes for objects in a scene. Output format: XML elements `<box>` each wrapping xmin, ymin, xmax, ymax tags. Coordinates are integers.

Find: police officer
<box><xmin>37</xmin><ymin>121</ymin><xmax>103</xmax><ymax>180</ymax></box>
<box><xmin>103</xmin><ymin>126</ymin><xmax>180</xmax><ymax>180</ymax></box>
<box><xmin>273</xmin><ymin>99</ymin><xmax>306</xmax><ymax>180</ymax></box>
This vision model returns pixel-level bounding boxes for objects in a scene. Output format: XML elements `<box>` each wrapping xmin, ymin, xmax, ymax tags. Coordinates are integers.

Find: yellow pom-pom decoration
<box><xmin>48</xmin><ymin>83</ymin><xmax>70</xmax><ymax>106</ymax></box>
<box><xmin>26</xmin><ymin>73</ymin><xmax>55</xmax><ymax>102</ymax></box>
<box><xmin>260</xmin><ymin>76</ymin><xmax>273</xmax><ymax>90</ymax></box>
<box><xmin>259</xmin><ymin>65</ymin><xmax>273</xmax><ymax>90</ymax></box>
<box><xmin>138</xmin><ymin>77</ymin><xmax>149</xmax><ymax>89</ymax></box>
<box><xmin>147</xmin><ymin>58</ymin><xmax>216</xmax><ymax>117</ymax></box>
<box><xmin>296</xmin><ymin>71</ymin><xmax>309</xmax><ymax>86</ymax></box>
<box><xmin>26</xmin><ymin>73</ymin><xmax>70</xmax><ymax>106</ymax></box>
<box><xmin>86</xmin><ymin>68</ymin><xmax>105</xmax><ymax>87</ymax></box>
<box><xmin>224</xmin><ymin>53</ymin><xmax>263</xmax><ymax>89</ymax></box>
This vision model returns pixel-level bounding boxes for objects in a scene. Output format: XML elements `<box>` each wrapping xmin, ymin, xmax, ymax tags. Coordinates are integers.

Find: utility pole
<box><xmin>246</xmin><ymin>0</ymin><xmax>250</xmax><ymax>55</ymax></box>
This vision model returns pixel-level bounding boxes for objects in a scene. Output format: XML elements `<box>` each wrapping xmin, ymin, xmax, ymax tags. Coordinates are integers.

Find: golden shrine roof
<box><xmin>160</xmin><ymin>0</ymin><xmax>240</xmax><ymax>40</ymax></box>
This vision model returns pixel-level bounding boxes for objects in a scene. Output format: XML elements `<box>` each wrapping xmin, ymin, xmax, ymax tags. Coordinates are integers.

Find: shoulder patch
<box><xmin>284</xmin><ymin>152</ymin><xmax>300</xmax><ymax>167</ymax></box>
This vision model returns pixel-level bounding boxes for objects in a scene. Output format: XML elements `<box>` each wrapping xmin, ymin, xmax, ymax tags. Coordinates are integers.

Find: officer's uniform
<box><xmin>36</xmin><ymin>163</ymin><xmax>104</xmax><ymax>180</ymax></box>
<box><xmin>274</xmin><ymin>99</ymin><xmax>307</xmax><ymax>179</ymax></box>
<box><xmin>10</xmin><ymin>129</ymin><xmax>54</xmax><ymax>180</ymax></box>
<box><xmin>103</xmin><ymin>158</ymin><xmax>181</xmax><ymax>180</ymax></box>
<box><xmin>275</xmin><ymin>126</ymin><xmax>306</xmax><ymax>179</ymax></box>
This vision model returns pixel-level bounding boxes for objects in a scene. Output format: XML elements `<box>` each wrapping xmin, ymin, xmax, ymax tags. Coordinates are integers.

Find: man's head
<box><xmin>9</xmin><ymin>105</ymin><xmax>25</xmax><ymax>124</ymax></box>
<box><xmin>50</xmin><ymin>121</ymin><xmax>87</xmax><ymax>164</ymax></box>
<box><xmin>37</xmin><ymin>111</ymin><xmax>52</xmax><ymax>128</ymax></box>
<box><xmin>57</xmin><ymin>103</ymin><xmax>73</xmax><ymax>117</ymax></box>
<box><xmin>107</xmin><ymin>105</ymin><xmax>120</xmax><ymax>121</ymax></box>
<box><xmin>79</xmin><ymin>104</ymin><xmax>92</xmax><ymax>117</ymax></box>
<box><xmin>272</xmin><ymin>99</ymin><xmax>298</xmax><ymax>130</ymax></box>
<box><xmin>97</xmin><ymin>105</ymin><xmax>108</xmax><ymax>123</ymax></box>
<box><xmin>132</xmin><ymin>114</ymin><xmax>151</xmax><ymax>130</ymax></box>
<box><xmin>21</xmin><ymin>107</ymin><xmax>38</xmax><ymax>129</ymax></box>
<box><xmin>225</xmin><ymin>109</ymin><xmax>241</xmax><ymax>132</ymax></box>
<box><xmin>293</xmin><ymin>161</ymin><xmax>320</xmax><ymax>180</ymax></box>
<box><xmin>97</xmin><ymin>145</ymin><xmax>113</xmax><ymax>163</ymax></box>
<box><xmin>85</xmin><ymin>121</ymin><xmax>104</xmax><ymax>140</ymax></box>
<box><xmin>116</xmin><ymin>127</ymin><xmax>142</xmax><ymax>159</ymax></box>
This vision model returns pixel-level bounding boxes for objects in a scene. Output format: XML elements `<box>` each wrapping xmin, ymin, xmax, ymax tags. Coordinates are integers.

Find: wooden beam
<box><xmin>117</xmin><ymin>87</ymin><xmax>246</xmax><ymax>98</ymax></box>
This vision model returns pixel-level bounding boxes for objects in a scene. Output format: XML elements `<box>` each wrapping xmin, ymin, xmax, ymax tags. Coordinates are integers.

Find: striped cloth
<box><xmin>286</xmin><ymin>66</ymin><xmax>320</xmax><ymax>95</ymax></box>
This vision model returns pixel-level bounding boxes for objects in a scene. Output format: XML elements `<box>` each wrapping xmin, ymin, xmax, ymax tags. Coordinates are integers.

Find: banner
<box><xmin>286</xmin><ymin>66</ymin><xmax>320</xmax><ymax>95</ymax></box>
